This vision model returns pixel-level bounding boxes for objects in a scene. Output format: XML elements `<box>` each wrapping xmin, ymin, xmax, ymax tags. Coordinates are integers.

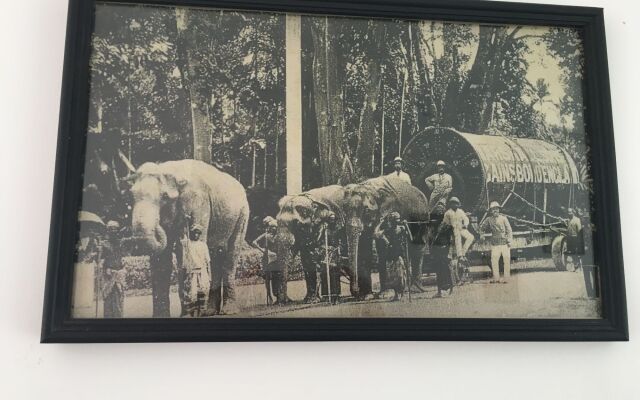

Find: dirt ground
<box><xmin>87</xmin><ymin>258</ymin><xmax>601</xmax><ymax>319</ymax></box>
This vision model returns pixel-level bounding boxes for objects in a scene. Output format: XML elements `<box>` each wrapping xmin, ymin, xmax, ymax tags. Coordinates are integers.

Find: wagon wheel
<box><xmin>551</xmin><ymin>234</ymin><xmax>569</xmax><ymax>271</ymax></box>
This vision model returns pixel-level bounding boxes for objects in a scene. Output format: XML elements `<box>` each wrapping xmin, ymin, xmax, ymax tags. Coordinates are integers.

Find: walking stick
<box><xmin>399</xmin><ymin>222</ymin><xmax>412</xmax><ymax>303</ymax></box>
<box><xmin>324</xmin><ymin>225</ymin><xmax>332</xmax><ymax>305</ymax></box>
<box><xmin>404</xmin><ymin>239</ymin><xmax>412</xmax><ymax>303</ymax></box>
<box><xmin>95</xmin><ymin>243</ymin><xmax>103</xmax><ymax>318</ymax></box>
<box><xmin>264</xmin><ymin>235</ymin><xmax>272</xmax><ymax>306</ymax></box>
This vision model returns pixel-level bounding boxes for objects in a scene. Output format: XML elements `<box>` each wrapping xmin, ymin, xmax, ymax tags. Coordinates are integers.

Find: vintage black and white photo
<box><xmin>71</xmin><ymin>3</ymin><xmax>600</xmax><ymax>319</ymax></box>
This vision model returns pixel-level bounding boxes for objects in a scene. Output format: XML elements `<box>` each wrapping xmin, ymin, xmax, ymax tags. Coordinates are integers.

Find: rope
<box><xmin>507</xmin><ymin>189</ymin><xmax>565</xmax><ymax>222</ymax></box>
<box><xmin>502</xmin><ymin>213</ymin><xmax>564</xmax><ymax>228</ymax></box>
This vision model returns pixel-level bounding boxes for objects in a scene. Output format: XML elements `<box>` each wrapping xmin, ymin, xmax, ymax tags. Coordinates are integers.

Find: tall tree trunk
<box><xmin>459</xmin><ymin>25</ymin><xmax>517</xmax><ymax>133</ymax></box>
<box><xmin>354</xmin><ymin>21</ymin><xmax>384</xmax><ymax>180</ymax></box>
<box><xmin>407</xmin><ymin>23</ymin><xmax>421</xmax><ymax>134</ymax></box>
<box><xmin>441</xmin><ymin>23</ymin><xmax>464</xmax><ymax>128</ymax></box>
<box><xmin>310</xmin><ymin>17</ymin><xmax>345</xmax><ymax>185</ymax></box>
<box><xmin>412</xmin><ymin>22</ymin><xmax>438</xmax><ymax>127</ymax></box>
<box><xmin>174</xmin><ymin>8</ymin><xmax>212</xmax><ymax>163</ymax></box>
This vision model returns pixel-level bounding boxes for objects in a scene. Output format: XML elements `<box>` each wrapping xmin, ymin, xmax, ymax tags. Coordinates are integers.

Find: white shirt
<box><xmin>183</xmin><ymin>240</ymin><xmax>211</xmax><ymax>271</ymax></box>
<box><xmin>442</xmin><ymin>208</ymin><xmax>469</xmax><ymax>230</ymax></box>
<box><xmin>387</xmin><ymin>171</ymin><xmax>412</xmax><ymax>185</ymax></box>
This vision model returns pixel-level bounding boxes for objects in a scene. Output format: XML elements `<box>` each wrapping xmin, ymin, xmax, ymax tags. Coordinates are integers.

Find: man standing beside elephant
<box><xmin>343</xmin><ymin>177</ymin><xmax>429</xmax><ymax>300</ymax></box>
<box><xmin>314</xmin><ymin>212</ymin><xmax>343</xmax><ymax>303</ymax></box>
<box><xmin>179</xmin><ymin>224</ymin><xmax>211</xmax><ymax>317</ymax></box>
<box><xmin>102</xmin><ymin>221</ymin><xmax>126</xmax><ymax>318</ymax></box>
<box><xmin>275</xmin><ymin>185</ymin><xmax>348</xmax><ymax>303</ymax></box>
<box><xmin>374</xmin><ymin>212</ymin><xmax>411</xmax><ymax>300</ymax></box>
<box><xmin>252</xmin><ymin>216</ymin><xmax>280</xmax><ymax>305</ymax></box>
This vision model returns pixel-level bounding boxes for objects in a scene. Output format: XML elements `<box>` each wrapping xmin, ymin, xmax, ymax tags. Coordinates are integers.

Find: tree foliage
<box><xmin>302</xmin><ymin>19</ymin><xmax>588</xmax><ymax>187</ymax></box>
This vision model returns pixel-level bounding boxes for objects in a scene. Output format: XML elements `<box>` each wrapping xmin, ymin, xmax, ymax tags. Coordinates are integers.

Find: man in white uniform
<box><xmin>442</xmin><ymin>197</ymin><xmax>474</xmax><ymax>260</ymax></box>
<box><xmin>480</xmin><ymin>201</ymin><xmax>513</xmax><ymax>283</ymax></box>
<box><xmin>425</xmin><ymin>160</ymin><xmax>452</xmax><ymax>211</ymax></box>
<box><xmin>387</xmin><ymin>156</ymin><xmax>412</xmax><ymax>184</ymax></box>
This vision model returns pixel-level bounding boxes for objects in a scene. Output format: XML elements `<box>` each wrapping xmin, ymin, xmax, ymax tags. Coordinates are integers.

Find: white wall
<box><xmin>0</xmin><ymin>0</ymin><xmax>637</xmax><ymax>399</ymax></box>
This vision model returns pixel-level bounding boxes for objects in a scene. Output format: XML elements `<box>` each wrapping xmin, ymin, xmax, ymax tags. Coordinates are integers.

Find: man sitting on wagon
<box><xmin>387</xmin><ymin>156</ymin><xmax>412</xmax><ymax>185</ymax></box>
<box><xmin>425</xmin><ymin>160</ymin><xmax>453</xmax><ymax>211</ymax></box>
<box><xmin>443</xmin><ymin>197</ymin><xmax>475</xmax><ymax>260</ymax></box>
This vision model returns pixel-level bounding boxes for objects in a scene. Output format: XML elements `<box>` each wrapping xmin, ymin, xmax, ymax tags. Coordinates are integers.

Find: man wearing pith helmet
<box><xmin>480</xmin><ymin>201</ymin><xmax>513</xmax><ymax>283</ymax></box>
<box><xmin>387</xmin><ymin>156</ymin><xmax>412</xmax><ymax>185</ymax></box>
<box><xmin>425</xmin><ymin>160</ymin><xmax>453</xmax><ymax>211</ymax></box>
<box><xmin>442</xmin><ymin>196</ymin><xmax>474</xmax><ymax>260</ymax></box>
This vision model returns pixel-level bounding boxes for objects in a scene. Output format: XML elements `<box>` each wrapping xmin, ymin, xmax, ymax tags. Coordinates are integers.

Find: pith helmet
<box><xmin>489</xmin><ymin>201</ymin><xmax>501</xmax><ymax>210</ymax></box>
<box><xmin>389</xmin><ymin>211</ymin><xmax>401</xmax><ymax>220</ymax></box>
<box><xmin>393</xmin><ymin>156</ymin><xmax>404</xmax><ymax>164</ymax></box>
<box><xmin>436</xmin><ymin>160</ymin><xmax>446</xmax><ymax>166</ymax></box>
<box><xmin>262</xmin><ymin>216</ymin><xmax>276</xmax><ymax>226</ymax></box>
<box><xmin>448</xmin><ymin>197</ymin><xmax>461</xmax><ymax>205</ymax></box>
<box><xmin>106</xmin><ymin>220</ymin><xmax>120</xmax><ymax>231</ymax></box>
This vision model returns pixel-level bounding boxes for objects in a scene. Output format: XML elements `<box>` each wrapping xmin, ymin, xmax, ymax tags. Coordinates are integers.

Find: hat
<box><xmin>190</xmin><ymin>224</ymin><xmax>203</xmax><ymax>234</ymax></box>
<box><xmin>436</xmin><ymin>160</ymin><xmax>446</xmax><ymax>166</ymax></box>
<box><xmin>448</xmin><ymin>197</ymin><xmax>461</xmax><ymax>205</ymax></box>
<box><xmin>489</xmin><ymin>201</ymin><xmax>501</xmax><ymax>210</ymax></box>
<box><xmin>262</xmin><ymin>216</ymin><xmax>276</xmax><ymax>226</ymax></box>
<box><xmin>393</xmin><ymin>156</ymin><xmax>404</xmax><ymax>164</ymax></box>
<box><xmin>389</xmin><ymin>211</ymin><xmax>401</xmax><ymax>220</ymax></box>
<box><xmin>106</xmin><ymin>220</ymin><xmax>120</xmax><ymax>231</ymax></box>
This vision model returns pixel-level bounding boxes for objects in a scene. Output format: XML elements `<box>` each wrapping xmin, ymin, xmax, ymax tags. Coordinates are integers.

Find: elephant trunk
<box><xmin>346</xmin><ymin>216</ymin><xmax>364</xmax><ymax>296</ymax></box>
<box><xmin>131</xmin><ymin>200</ymin><xmax>168</xmax><ymax>254</ymax></box>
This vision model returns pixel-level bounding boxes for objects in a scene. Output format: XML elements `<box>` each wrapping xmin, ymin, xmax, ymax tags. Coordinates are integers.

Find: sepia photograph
<box><xmin>68</xmin><ymin>3</ymin><xmax>602</xmax><ymax>320</ymax></box>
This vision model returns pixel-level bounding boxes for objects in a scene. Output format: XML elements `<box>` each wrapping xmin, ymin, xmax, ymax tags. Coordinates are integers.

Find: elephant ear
<box><xmin>159</xmin><ymin>173</ymin><xmax>188</xmax><ymax>200</ymax></box>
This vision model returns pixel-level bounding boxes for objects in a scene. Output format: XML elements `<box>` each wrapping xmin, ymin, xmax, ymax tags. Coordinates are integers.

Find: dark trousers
<box><xmin>104</xmin><ymin>285</ymin><xmax>124</xmax><ymax>318</ymax></box>
<box><xmin>432</xmin><ymin>246</ymin><xmax>453</xmax><ymax>291</ymax></box>
<box><xmin>319</xmin><ymin>265</ymin><xmax>341</xmax><ymax>297</ymax></box>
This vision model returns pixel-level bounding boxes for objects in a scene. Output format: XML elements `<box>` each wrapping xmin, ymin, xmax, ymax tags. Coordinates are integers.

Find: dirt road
<box><xmin>85</xmin><ymin>259</ymin><xmax>601</xmax><ymax>319</ymax></box>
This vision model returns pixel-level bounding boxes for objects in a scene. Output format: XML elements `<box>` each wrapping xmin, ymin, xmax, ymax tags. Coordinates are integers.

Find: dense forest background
<box><xmin>83</xmin><ymin>5</ymin><xmax>286</xmax><ymax>228</ymax></box>
<box><xmin>300</xmin><ymin>17</ymin><xmax>589</xmax><ymax>190</ymax></box>
<box><xmin>81</xmin><ymin>4</ymin><xmax>590</xmax><ymax>230</ymax></box>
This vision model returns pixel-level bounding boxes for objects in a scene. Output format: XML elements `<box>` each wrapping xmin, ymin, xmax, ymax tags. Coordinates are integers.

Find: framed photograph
<box><xmin>42</xmin><ymin>0</ymin><xmax>628</xmax><ymax>342</ymax></box>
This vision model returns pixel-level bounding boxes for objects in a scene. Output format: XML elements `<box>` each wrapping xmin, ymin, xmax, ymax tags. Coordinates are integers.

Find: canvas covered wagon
<box><xmin>402</xmin><ymin>127</ymin><xmax>584</xmax><ymax>270</ymax></box>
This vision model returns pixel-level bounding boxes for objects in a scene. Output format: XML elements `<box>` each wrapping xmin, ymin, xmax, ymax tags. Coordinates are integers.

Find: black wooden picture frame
<box><xmin>41</xmin><ymin>0</ymin><xmax>628</xmax><ymax>342</ymax></box>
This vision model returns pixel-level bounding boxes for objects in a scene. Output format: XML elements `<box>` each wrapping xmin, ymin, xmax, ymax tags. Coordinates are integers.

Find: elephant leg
<box><xmin>264</xmin><ymin>271</ymin><xmax>274</xmax><ymax>306</ymax></box>
<box><xmin>221</xmin><ymin>265</ymin><xmax>238</xmax><ymax>315</ymax></box>
<box><xmin>269</xmin><ymin>271</ymin><xmax>280</xmax><ymax>301</ymax></box>
<box><xmin>150</xmin><ymin>251</ymin><xmax>173</xmax><ymax>318</ymax></box>
<box><xmin>357</xmin><ymin>236</ymin><xmax>374</xmax><ymax>298</ymax></box>
<box><xmin>375</xmin><ymin>239</ymin><xmax>389</xmax><ymax>293</ymax></box>
<box><xmin>207</xmin><ymin>248</ymin><xmax>225</xmax><ymax>315</ymax></box>
<box><xmin>301</xmin><ymin>251</ymin><xmax>319</xmax><ymax>303</ymax></box>
<box><xmin>410</xmin><ymin>244</ymin><xmax>426</xmax><ymax>291</ymax></box>
<box><xmin>275</xmin><ymin>265</ymin><xmax>291</xmax><ymax>305</ymax></box>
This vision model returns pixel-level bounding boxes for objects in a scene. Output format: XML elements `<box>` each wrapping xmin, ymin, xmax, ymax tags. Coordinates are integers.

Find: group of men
<box><xmin>391</xmin><ymin>157</ymin><xmax>515</xmax><ymax>292</ymax></box>
<box><xmin>92</xmin><ymin>157</ymin><xmax>587</xmax><ymax>316</ymax></box>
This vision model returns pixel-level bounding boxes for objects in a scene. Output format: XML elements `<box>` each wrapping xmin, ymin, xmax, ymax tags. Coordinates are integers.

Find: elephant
<box><xmin>342</xmin><ymin>176</ymin><xmax>429</xmax><ymax>298</ymax></box>
<box><xmin>275</xmin><ymin>185</ymin><xmax>348</xmax><ymax>303</ymax></box>
<box><xmin>129</xmin><ymin>159</ymin><xmax>249</xmax><ymax>317</ymax></box>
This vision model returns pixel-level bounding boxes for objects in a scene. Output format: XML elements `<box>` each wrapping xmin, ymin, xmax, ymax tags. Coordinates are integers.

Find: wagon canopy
<box><xmin>402</xmin><ymin>127</ymin><xmax>581</xmax><ymax>219</ymax></box>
